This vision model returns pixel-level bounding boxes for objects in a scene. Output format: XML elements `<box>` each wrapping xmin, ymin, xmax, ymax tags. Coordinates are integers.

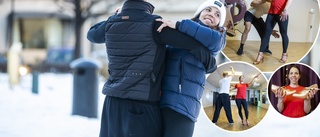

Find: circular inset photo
<box><xmin>222</xmin><ymin>0</ymin><xmax>319</xmax><ymax>72</ymax></box>
<box><xmin>202</xmin><ymin>61</ymin><xmax>269</xmax><ymax>131</ymax></box>
<box><xmin>268</xmin><ymin>63</ymin><xmax>320</xmax><ymax>118</ymax></box>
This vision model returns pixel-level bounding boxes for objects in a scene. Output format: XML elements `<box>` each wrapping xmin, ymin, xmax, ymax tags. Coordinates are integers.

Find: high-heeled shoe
<box><xmin>271</xmin><ymin>84</ymin><xmax>296</xmax><ymax>95</ymax></box>
<box><xmin>253</xmin><ymin>53</ymin><xmax>264</xmax><ymax>65</ymax></box>
<box><xmin>279</xmin><ymin>53</ymin><xmax>288</xmax><ymax>63</ymax></box>
<box><xmin>293</xmin><ymin>84</ymin><xmax>319</xmax><ymax>99</ymax></box>
<box><xmin>305</xmin><ymin>84</ymin><xmax>319</xmax><ymax>90</ymax></box>
<box><xmin>292</xmin><ymin>89</ymin><xmax>319</xmax><ymax>99</ymax></box>
<box><xmin>246</xmin><ymin>120</ymin><xmax>250</xmax><ymax>126</ymax></box>
<box><xmin>241</xmin><ymin>120</ymin><xmax>246</xmax><ymax>126</ymax></box>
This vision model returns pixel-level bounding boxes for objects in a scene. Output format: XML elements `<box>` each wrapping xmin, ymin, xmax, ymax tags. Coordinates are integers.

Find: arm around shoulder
<box><xmin>155</xmin><ymin>21</ymin><xmax>217</xmax><ymax>73</ymax></box>
<box><xmin>178</xmin><ymin>20</ymin><xmax>226</xmax><ymax>54</ymax></box>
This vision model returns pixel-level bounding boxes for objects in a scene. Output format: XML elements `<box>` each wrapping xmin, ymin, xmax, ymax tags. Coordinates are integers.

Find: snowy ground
<box><xmin>1</xmin><ymin>73</ymin><xmax>320</xmax><ymax>137</ymax></box>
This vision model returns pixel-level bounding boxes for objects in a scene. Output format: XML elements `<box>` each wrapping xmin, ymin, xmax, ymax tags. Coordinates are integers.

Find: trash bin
<box><xmin>70</xmin><ymin>58</ymin><xmax>102</xmax><ymax>118</ymax></box>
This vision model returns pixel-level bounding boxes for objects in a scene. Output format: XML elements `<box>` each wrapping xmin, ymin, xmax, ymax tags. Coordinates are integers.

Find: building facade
<box><xmin>0</xmin><ymin>0</ymin><xmax>318</xmax><ymax>67</ymax></box>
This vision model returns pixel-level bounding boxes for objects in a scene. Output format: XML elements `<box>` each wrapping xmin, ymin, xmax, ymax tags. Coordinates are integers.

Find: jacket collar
<box><xmin>194</xmin><ymin>18</ymin><xmax>210</xmax><ymax>28</ymax></box>
<box><xmin>122</xmin><ymin>0</ymin><xmax>155</xmax><ymax>14</ymax></box>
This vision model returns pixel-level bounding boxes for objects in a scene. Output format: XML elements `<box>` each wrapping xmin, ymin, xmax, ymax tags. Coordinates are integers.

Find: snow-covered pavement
<box><xmin>1</xmin><ymin>73</ymin><xmax>320</xmax><ymax>137</ymax></box>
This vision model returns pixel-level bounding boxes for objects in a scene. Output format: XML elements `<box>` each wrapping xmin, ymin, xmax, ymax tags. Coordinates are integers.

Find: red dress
<box><xmin>282</xmin><ymin>85</ymin><xmax>306</xmax><ymax>118</ymax></box>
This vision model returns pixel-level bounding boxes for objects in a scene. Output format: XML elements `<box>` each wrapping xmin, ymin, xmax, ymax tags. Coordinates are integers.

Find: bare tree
<box><xmin>55</xmin><ymin>0</ymin><xmax>124</xmax><ymax>60</ymax></box>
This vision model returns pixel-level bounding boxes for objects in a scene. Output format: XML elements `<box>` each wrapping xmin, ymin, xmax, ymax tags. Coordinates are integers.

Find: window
<box><xmin>19</xmin><ymin>19</ymin><xmax>47</xmax><ymax>49</ymax></box>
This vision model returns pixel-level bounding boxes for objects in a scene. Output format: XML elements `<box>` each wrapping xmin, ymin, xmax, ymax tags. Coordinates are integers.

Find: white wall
<box><xmin>311</xmin><ymin>31</ymin><xmax>320</xmax><ymax>73</ymax></box>
<box><xmin>202</xmin><ymin>81</ymin><xmax>218</xmax><ymax>107</ymax></box>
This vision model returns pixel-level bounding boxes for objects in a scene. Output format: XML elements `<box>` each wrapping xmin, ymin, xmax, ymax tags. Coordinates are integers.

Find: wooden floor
<box><xmin>204</xmin><ymin>104</ymin><xmax>268</xmax><ymax>132</ymax></box>
<box><xmin>222</xmin><ymin>40</ymin><xmax>312</xmax><ymax>72</ymax></box>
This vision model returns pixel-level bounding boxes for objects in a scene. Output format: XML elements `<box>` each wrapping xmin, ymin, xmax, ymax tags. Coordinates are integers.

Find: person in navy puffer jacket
<box><xmin>86</xmin><ymin>0</ymin><xmax>217</xmax><ymax>137</ymax></box>
<box><xmin>156</xmin><ymin>0</ymin><xmax>227</xmax><ymax>136</ymax></box>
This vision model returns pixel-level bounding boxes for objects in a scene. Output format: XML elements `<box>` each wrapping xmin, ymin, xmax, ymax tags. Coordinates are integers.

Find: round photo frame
<box><xmin>268</xmin><ymin>62</ymin><xmax>320</xmax><ymax>118</ymax></box>
<box><xmin>202</xmin><ymin>61</ymin><xmax>269</xmax><ymax>132</ymax></box>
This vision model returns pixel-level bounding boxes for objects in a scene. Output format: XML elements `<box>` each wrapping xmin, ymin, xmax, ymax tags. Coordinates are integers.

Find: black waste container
<box><xmin>70</xmin><ymin>58</ymin><xmax>101</xmax><ymax>118</ymax></box>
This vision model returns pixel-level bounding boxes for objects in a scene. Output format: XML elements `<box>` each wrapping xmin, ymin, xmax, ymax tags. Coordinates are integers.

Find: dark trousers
<box><xmin>244</xmin><ymin>11</ymin><xmax>270</xmax><ymax>49</ymax></box>
<box><xmin>161</xmin><ymin>107</ymin><xmax>195</xmax><ymax>137</ymax></box>
<box><xmin>99</xmin><ymin>96</ymin><xmax>162</xmax><ymax>137</ymax></box>
<box><xmin>259</xmin><ymin>14</ymin><xmax>289</xmax><ymax>53</ymax></box>
<box><xmin>235</xmin><ymin>99</ymin><xmax>249</xmax><ymax>120</ymax></box>
<box><xmin>212</xmin><ymin>93</ymin><xmax>234</xmax><ymax>123</ymax></box>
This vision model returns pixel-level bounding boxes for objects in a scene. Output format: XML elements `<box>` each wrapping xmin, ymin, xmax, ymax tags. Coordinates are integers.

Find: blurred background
<box><xmin>0</xmin><ymin>0</ymin><xmax>318</xmax><ymax>75</ymax></box>
<box><xmin>0</xmin><ymin>0</ymin><xmax>319</xmax><ymax>137</ymax></box>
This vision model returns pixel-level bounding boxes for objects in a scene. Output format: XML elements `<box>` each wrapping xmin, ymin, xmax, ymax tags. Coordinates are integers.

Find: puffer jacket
<box><xmin>160</xmin><ymin>19</ymin><xmax>226</xmax><ymax>122</ymax></box>
<box><xmin>87</xmin><ymin>0</ymin><xmax>165</xmax><ymax>101</ymax></box>
<box><xmin>87</xmin><ymin>0</ymin><xmax>217</xmax><ymax>102</ymax></box>
<box><xmin>178</xmin><ymin>19</ymin><xmax>226</xmax><ymax>57</ymax></box>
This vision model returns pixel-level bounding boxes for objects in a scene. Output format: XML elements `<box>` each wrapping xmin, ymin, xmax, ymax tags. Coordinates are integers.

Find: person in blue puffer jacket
<box><xmin>156</xmin><ymin>0</ymin><xmax>227</xmax><ymax>136</ymax></box>
<box><xmin>87</xmin><ymin>0</ymin><xmax>217</xmax><ymax>137</ymax></box>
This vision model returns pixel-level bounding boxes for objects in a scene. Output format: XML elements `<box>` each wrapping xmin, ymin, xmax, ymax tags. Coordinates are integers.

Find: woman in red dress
<box><xmin>275</xmin><ymin>66</ymin><xmax>317</xmax><ymax>118</ymax></box>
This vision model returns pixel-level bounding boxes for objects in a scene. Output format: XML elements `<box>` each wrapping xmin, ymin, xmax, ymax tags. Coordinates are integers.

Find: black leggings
<box><xmin>244</xmin><ymin>11</ymin><xmax>270</xmax><ymax>49</ymax></box>
<box><xmin>235</xmin><ymin>99</ymin><xmax>249</xmax><ymax>120</ymax></box>
<box><xmin>259</xmin><ymin>14</ymin><xmax>289</xmax><ymax>53</ymax></box>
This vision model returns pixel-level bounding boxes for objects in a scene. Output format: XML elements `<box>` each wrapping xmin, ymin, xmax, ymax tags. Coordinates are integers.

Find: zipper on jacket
<box><xmin>179</xmin><ymin>59</ymin><xmax>182</xmax><ymax>94</ymax></box>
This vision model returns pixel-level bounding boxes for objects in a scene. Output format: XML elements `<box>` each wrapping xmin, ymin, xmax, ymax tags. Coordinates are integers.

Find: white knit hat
<box><xmin>194</xmin><ymin>0</ymin><xmax>226</xmax><ymax>27</ymax></box>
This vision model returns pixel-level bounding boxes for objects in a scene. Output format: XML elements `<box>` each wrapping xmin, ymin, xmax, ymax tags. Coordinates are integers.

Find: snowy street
<box><xmin>0</xmin><ymin>73</ymin><xmax>102</xmax><ymax>137</ymax></box>
<box><xmin>1</xmin><ymin>73</ymin><xmax>320</xmax><ymax>137</ymax></box>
